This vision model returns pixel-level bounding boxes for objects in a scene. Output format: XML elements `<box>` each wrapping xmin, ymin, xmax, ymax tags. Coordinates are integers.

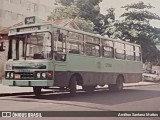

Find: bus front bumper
<box><xmin>2</xmin><ymin>79</ymin><xmax>53</xmax><ymax>87</ymax></box>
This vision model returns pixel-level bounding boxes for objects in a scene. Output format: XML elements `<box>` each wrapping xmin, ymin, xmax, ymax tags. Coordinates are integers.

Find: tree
<box><xmin>48</xmin><ymin>4</ymin><xmax>93</xmax><ymax>32</ymax></box>
<box><xmin>48</xmin><ymin>4</ymin><xmax>79</xmax><ymax>20</ymax></box>
<box><xmin>76</xmin><ymin>0</ymin><xmax>102</xmax><ymax>22</ymax></box>
<box><xmin>56</xmin><ymin>0</ymin><xmax>102</xmax><ymax>23</ymax></box>
<box><xmin>74</xmin><ymin>17</ymin><xmax>93</xmax><ymax>32</ymax></box>
<box><xmin>93</xmin><ymin>14</ymin><xmax>105</xmax><ymax>34</ymax></box>
<box><xmin>51</xmin><ymin>0</ymin><xmax>103</xmax><ymax>32</ymax></box>
<box><xmin>93</xmin><ymin>8</ymin><xmax>115</xmax><ymax>36</ymax></box>
<box><xmin>103</xmin><ymin>1</ymin><xmax>160</xmax><ymax>63</ymax></box>
<box><xmin>56</xmin><ymin>0</ymin><xmax>74</xmax><ymax>6</ymax></box>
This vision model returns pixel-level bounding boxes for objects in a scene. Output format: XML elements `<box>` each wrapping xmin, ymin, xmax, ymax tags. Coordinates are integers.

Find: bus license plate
<box><xmin>15</xmin><ymin>74</ymin><xmax>21</xmax><ymax>79</ymax></box>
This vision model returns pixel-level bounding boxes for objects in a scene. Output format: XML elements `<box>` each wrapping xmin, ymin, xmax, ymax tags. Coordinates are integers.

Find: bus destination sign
<box><xmin>18</xmin><ymin>26</ymin><xmax>40</xmax><ymax>33</ymax></box>
<box><xmin>25</xmin><ymin>16</ymin><xmax>36</xmax><ymax>24</ymax></box>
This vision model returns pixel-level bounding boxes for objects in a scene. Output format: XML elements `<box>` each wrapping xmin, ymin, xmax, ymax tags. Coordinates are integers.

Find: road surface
<box><xmin>0</xmin><ymin>84</ymin><xmax>160</xmax><ymax>120</ymax></box>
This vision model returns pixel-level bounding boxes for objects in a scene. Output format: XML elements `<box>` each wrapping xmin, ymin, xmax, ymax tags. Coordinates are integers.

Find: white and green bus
<box><xmin>1</xmin><ymin>16</ymin><xmax>142</xmax><ymax>96</ymax></box>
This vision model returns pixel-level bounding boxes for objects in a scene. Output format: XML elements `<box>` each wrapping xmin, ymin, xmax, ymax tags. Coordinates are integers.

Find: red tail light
<box><xmin>47</xmin><ymin>72</ymin><xmax>53</xmax><ymax>79</ymax></box>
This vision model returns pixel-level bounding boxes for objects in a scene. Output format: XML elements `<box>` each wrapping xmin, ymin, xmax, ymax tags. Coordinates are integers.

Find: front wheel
<box><xmin>33</xmin><ymin>87</ymin><xmax>42</xmax><ymax>97</ymax></box>
<box><xmin>69</xmin><ymin>76</ymin><xmax>77</xmax><ymax>97</ymax></box>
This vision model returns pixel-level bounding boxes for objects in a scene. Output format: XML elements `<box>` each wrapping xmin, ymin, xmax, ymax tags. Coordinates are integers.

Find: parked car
<box><xmin>142</xmin><ymin>72</ymin><xmax>160</xmax><ymax>81</ymax></box>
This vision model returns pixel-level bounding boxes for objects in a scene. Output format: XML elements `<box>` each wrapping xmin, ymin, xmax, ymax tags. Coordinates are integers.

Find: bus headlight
<box><xmin>10</xmin><ymin>73</ymin><xmax>14</xmax><ymax>78</ymax></box>
<box><xmin>35</xmin><ymin>71</ymin><xmax>53</xmax><ymax>80</ymax></box>
<box><xmin>5</xmin><ymin>72</ymin><xmax>14</xmax><ymax>79</ymax></box>
<box><xmin>42</xmin><ymin>73</ymin><xmax>46</xmax><ymax>78</ymax></box>
<box><xmin>6</xmin><ymin>73</ymin><xmax>10</xmax><ymax>78</ymax></box>
<box><xmin>37</xmin><ymin>73</ymin><xmax>41</xmax><ymax>78</ymax></box>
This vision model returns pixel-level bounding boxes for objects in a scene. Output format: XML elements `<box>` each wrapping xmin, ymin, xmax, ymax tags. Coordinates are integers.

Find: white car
<box><xmin>142</xmin><ymin>73</ymin><xmax>160</xmax><ymax>81</ymax></box>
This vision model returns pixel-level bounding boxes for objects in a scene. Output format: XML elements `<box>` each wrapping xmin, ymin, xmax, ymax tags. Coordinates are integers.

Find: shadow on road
<box><xmin>13</xmin><ymin>85</ymin><xmax>160</xmax><ymax>106</ymax></box>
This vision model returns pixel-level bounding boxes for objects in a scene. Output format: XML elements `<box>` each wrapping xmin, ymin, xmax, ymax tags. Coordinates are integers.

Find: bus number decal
<box><xmin>105</xmin><ymin>63</ymin><xmax>112</xmax><ymax>67</ymax></box>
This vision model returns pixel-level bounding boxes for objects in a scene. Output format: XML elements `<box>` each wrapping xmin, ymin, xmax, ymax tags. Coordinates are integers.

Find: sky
<box><xmin>99</xmin><ymin>0</ymin><xmax>160</xmax><ymax>27</ymax></box>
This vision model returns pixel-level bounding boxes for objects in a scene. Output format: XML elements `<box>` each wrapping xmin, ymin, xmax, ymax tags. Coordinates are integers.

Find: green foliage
<box><xmin>74</xmin><ymin>17</ymin><xmax>93</xmax><ymax>32</ymax></box>
<box><xmin>121</xmin><ymin>10</ymin><xmax>160</xmax><ymax>21</ymax></box>
<box><xmin>93</xmin><ymin>8</ymin><xmax>115</xmax><ymax>35</ymax></box>
<box><xmin>56</xmin><ymin>0</ymin><xmax>74</xmax><ymax>6</ymax></box>
<box><xmin>47</xmin><ymin>4</ymin><xmax>93</xmax><ymax>32</ymax></box>
<box><xmin>102</xmin><ymin>1</ymin><xmax>160</xmax><ymax>63</ymax></box>
<box><xmin>56</xmin><ymin>0</ymin><xmax>102</xmax><ymax>23</ymax></box>
<box><xmin>48</xmin><ymin>4</ymin><xmax>79</xmax><ymax>20</ymax></box>
<box><xmin>104</xmin><ymin>8</ymin><xmax>115</xmax><ymax>25</ymax></box>
<box><xmin>93</xmin><ymin>15</ymin><xmax>105</xmax><ymax>34</ymax></box>
<box><xmin>76</xmin><ymin>0</ymin><xmax>102</xmax><ymax>22</ymax></box>
<box><xmin>48</xmin><ymin>0</ymin><xmax>103</xmax><ymax>32</ymax></box>
<box><xmin>121</xmin><ymin>1</ymin><xmax>154</xmax><ymax>10</ymax></box>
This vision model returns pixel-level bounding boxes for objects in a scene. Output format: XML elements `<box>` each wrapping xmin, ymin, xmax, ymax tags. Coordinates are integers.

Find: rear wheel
<box><xmin>108</xmin><ymin>76</ymin><xmax>124</xmax><ymax>92</ymax></box>
<box><xmin>69</xmin><ymin>76</ymin><xmax>77</xmax><ymax>97</ymax></box>
<box><xmin>33</xmin><ymin>87</ymin><xmax>42</xmax><ymax>97</ymax></box>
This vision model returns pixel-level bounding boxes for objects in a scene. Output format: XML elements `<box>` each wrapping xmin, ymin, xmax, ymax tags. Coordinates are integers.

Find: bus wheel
<box><xmin>82</xmin><ymin>86</ymin><xmax>96</xmax><ymax>92</ymax></box>
<box><xmin>69</xmin><ymin>76</ymin><xmax>77</xmax><ymax>97</ymax></box>
<box><xmin>33</xmin><ymin>87</ymin><xmax>42</xmax><ymax>97</ymax></box>
<box><xmin>108</xmin><ymin>76</ymin><xmax>124</xmax><ymax>92</ymax></box>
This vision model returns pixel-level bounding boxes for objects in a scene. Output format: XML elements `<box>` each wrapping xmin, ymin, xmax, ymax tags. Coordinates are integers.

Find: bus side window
<box><xmin>103</xmin><ymin>46</ymin><xmax>114</xmax><ymax>58</ymax></box>
<box><xmin>126</xmin><ymin>44</ymin><xmax>133</xmax><ymax>60</ymax></box>
<box><xmin>115</xmin><ymin>42</ymin><xmax>125</xmax><ymax>59</ymax></box>
<box><xmin>68</xmin><ymin>32</ymin><xmax>84</xmax><ymax>54</ymax></box>
<box><xmin>115</xmin><ymin>49</ymin><xmax>125</xmax><ymax>59</ymax></box>
<box><xmin>135</xmin><ymin>46</ymin><xmax>141</xmax><ymax>61</ymax></box>
<box><xmin>68</xmin><ymin>42</ymin><xmax>81</xmax><ymax>54</ymax></box>
<box><xmin>54</xmin><ymin>29</ymin><xmax>67</xmax><ymax>52</ymax></box>
<box><xmin>33</xmin><ymin>53</ymin><xmax>44</xmax><ymax>59</ymax></box>
<box><xmin>69</xmin><ymin>49</ymin><xmax>80</xmax><ymax>54</ymax></box>
<box><xmin>54</xmin><ymin>52</ymin><xmax>66</xmax><ymax>61</ymax></box>
<box><xmin>85</xmin><ymin>43</ymin><xmax>100</xmax><ymax>57</ymax></box>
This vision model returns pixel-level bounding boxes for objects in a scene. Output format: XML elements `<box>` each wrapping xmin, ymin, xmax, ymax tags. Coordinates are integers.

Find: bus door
<box><xmin>53</xmin><ymin>29</ymin><xmax>68</xmax><ymax>86</ymax></box>
<box><xmin>53</xmin><ymin>29</ymin><xmax>67</xmax><ymax>62</ymax></box>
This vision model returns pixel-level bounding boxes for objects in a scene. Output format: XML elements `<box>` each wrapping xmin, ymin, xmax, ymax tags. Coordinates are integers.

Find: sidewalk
<box><xmin>0</xmin><ymin>81</ymin><xmax>159</xmax><ymax>96</ymax></box>
<box><xmin>124</xmin><ymin>81</ymin><xmax>159</xmax><ymax>87</ymax></box>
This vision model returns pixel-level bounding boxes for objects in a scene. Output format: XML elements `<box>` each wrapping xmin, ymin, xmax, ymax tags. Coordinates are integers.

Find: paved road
<box><xmin>0</xmin><ymin>84</ymin><xmax>160</xmax><ymax>120</ymax></box>
<box><xmin>0</xmin><ymin>81</ymin><xmax>157</xmax><ymax>95</ymax></box>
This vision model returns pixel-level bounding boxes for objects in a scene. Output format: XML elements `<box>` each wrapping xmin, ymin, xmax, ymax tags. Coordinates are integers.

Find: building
<box><xmin>0</xmin><ymin>0</ymin><xmax>58</xmax><ymax>78</ymax></box>
<box><xmin>0</xmin><ymin>0</ymin><xmax>57</xmax><ymax>30</ymax></box>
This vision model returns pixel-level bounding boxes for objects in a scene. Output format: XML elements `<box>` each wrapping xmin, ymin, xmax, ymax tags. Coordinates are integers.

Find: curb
<box><xmin>0</xmin><ymin>91</ymin><xmax>54</xmax><ymax>97</ymax></box>
<box><xmin>0</xmin><ymin>92</ymin><xmax>34</xmax><ymax>97</ymax></box>
<box><xmin>124</xmin><ymin>82</ymin><xmax>159</xmax><ymax>87</ymax></box>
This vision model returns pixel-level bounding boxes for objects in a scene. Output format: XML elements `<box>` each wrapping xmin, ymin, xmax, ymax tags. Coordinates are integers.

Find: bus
<box><xmin>1</xmin><ymin>16</ymin><xmax>142</xmax><ymax>96</ymax></box>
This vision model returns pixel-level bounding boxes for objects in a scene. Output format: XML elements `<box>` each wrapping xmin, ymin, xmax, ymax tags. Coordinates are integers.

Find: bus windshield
<box><xmin>9</xmin><ymin>32</ymin><xmax>52</xmax><ymax>60</ymax></box>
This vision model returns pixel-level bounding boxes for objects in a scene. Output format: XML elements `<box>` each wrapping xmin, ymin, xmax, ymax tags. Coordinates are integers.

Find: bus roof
<box><xmin>9</xmin><ymin>22</ymin><xmax>141</xmax><ymax>47</ymax></box>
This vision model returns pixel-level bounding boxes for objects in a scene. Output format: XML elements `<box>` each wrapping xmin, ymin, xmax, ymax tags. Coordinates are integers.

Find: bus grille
<box><xmin>15</xmin><ymin>72</ymin><xmax>34</xmax><ymax>80</ymax></box>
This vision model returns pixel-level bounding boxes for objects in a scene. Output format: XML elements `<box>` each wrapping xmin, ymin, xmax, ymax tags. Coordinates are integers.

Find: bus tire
<box><xmin>33</xmin><ymin>87</ymin><xmax>42</xmax><ymax>97</ymax></box>
<box><xmin>82</xmin><ymin>86</ymin><xmax>96</xmax><ymax>92</ymax></box>
<box><xmin>69</xmin><ymin>76</ymin><xmax>77</xmax><ymax>97</ymax></box>
<box><xmin>108</xmin><ymin>76</ymin><xmax>124</xmax><ymax>92</ymax></box>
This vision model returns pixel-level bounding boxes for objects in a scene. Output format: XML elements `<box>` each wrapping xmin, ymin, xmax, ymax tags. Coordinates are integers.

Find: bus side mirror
<box><xmin>0</xmin><ymin>42</ymin><xmax>5</xmax><ymax>52</ymax></box>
